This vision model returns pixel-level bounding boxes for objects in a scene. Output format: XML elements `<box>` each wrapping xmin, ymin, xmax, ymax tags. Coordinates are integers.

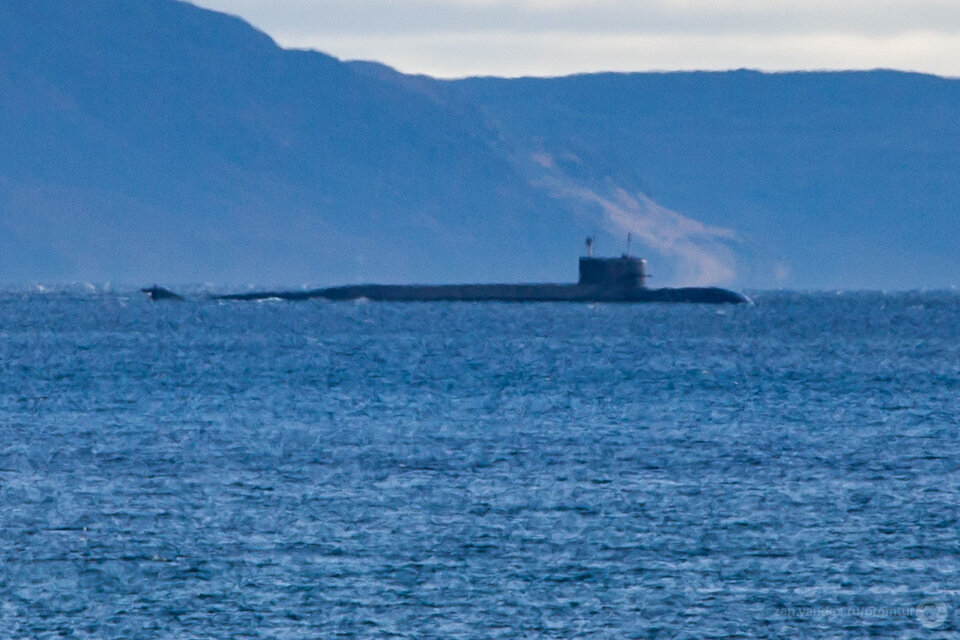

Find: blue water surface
<box><xmin>0</xmin><ymin>290</ymin><xmax>958</xmax><ymax>638</ymax></box>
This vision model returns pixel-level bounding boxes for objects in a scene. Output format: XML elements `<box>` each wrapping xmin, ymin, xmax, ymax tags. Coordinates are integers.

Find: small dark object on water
<box><xmin>141</xmin><ymin>285</ymin><xmax>184</xmax><ymax>301</ymax></box>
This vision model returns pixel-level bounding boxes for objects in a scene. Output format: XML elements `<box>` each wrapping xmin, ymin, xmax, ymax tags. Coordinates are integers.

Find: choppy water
<box><xmin>1</xmin><ymin>289</ymin><xmax>958</xmax><ymax>638</ymax></box>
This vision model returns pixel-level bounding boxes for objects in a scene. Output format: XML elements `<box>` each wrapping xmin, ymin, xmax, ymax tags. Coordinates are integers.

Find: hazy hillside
<box><xmin>0</xmin><ymin>0</ymin><xmax>591</xmax><ymax>286</ymax></box>
<box><xmin>455</xmin><ymin>72</ymin><xmax>960</xmax><ymax>288</ymax></box>
<box><xmin>2</xmin><ymin>0</ymin><xmax>959</xmax><ymax>288</ymax></box>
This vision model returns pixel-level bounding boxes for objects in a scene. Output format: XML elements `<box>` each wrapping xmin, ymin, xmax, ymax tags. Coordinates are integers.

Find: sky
<box><xmin>190</xmin><ymin>0</ymin><xmax>960</xmax><ymax>78</ymax></box>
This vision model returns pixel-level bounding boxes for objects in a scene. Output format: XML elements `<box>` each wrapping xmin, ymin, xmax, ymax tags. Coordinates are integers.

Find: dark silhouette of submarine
<box><xmin>161</xmin><ymin>241</ymin><xmax>749</xmax><ymax>304</ymax></box>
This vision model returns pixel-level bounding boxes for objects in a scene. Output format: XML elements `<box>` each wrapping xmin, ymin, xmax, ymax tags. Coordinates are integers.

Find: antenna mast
<box><xmin>585</xmin><ymin>237</ymin><xmax>594</xmax><ymax>257</ymax></box>
<box><xmin>626</xmin><ymin>232</ymin><xmax>632</xmax><ymax>256</ymax></box>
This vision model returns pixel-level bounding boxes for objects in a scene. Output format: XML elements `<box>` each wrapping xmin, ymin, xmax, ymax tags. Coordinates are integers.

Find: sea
<box><xmin>0</xmin><ymin>288</ymin><xmax>958</xmax><ymax>638</ymax></box>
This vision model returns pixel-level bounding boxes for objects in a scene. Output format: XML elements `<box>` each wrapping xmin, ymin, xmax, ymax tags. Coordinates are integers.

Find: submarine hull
<box><xmin>215</xmin><ymin>284</ymin><xmax>750</xmax><ymax>304</ymax></box>
<box><xmin>152</xmin><ymin>255</ymin><xmax>750</xmax><ymax>304</ymax></box>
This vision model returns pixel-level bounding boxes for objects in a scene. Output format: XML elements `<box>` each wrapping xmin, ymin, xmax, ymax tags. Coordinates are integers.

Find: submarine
<box><xmin>197</xmin><ymin>240</ymin><xmax>750</xmax><ymax>304</ymax></box>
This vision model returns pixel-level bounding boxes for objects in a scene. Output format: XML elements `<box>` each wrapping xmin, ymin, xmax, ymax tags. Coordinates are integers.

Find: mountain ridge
<box><xmin>2</xmin><ymin>0</ymin><xmax>959</xmax><ymax>289</ymax></box>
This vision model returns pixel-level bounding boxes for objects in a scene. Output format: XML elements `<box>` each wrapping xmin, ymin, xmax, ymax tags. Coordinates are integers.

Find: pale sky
<box><xmin>190</xmin><ymin>0</ymin><xmax>960</xmax><ymax>78</ymax></box>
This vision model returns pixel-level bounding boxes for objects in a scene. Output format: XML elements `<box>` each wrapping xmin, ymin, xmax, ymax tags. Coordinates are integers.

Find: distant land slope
<box><xmin>454</xmin><ymin>72</ymin><xmax>960</xmax><ymax>289</ymax></box>
<box><xmin>0</xmin><ymin>0</ymin><xmax>585</xmax><ymax>285</ymax></box>
<box><xmin>1</xmin><ymin>0</ymin><xmax>959</xmax><ymax>289</ymax></box>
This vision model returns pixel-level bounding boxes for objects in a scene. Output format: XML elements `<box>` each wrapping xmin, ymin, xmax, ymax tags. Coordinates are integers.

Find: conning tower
<box><xmin>578</xmin><ymin>238</ymin><xmax>647</xmax><ymax>289</ymax></box>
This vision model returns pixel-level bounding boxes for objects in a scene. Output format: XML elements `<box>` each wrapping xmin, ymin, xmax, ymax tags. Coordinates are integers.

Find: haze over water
<box><xmin>1</xmin><ymin>290</ymin><xmax>958</xmax><ymax>637</ymax></box>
